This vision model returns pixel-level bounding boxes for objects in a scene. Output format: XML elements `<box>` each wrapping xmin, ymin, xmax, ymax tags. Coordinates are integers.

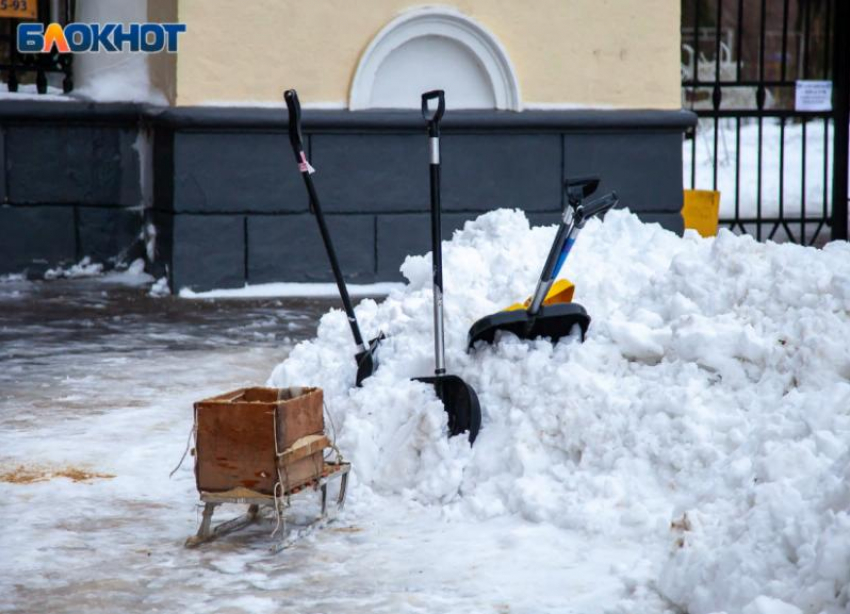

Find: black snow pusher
<box><xmin>467</xmin><ymin>177</ymin><xmax>619</xmax><ymax>350</ymax></box>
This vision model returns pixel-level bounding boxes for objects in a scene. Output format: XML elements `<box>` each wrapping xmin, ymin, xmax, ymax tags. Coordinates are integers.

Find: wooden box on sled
<box><xmin>193</xmin><ymin>387</ymin><xmax>327</xmax><ymax>496</ymax></box>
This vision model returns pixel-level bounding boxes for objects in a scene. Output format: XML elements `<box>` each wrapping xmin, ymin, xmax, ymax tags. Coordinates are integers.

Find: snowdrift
<box><xmin>270</xmin><ymin>209</ymin><xmax>850</xmax><ymax>614</ymax></box>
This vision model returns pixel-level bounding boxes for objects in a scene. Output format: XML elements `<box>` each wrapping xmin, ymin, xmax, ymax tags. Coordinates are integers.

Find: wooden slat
<box><xmin>278</xmin><ymin>434</ymin><xmax>330</xmax><ymax>466</ymax></box>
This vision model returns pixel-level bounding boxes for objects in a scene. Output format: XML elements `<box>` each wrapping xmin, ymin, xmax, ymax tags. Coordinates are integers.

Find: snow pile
<box><xmin>39</xmin><ymin>257</ymin><xmax>154</xmax><ymax>287</ymax></box>
<box><xmin>148</xmin><ymin>277</ymin><xmax>171</xmax><ymax>298</ymax></box>
<box><xmin>270</xmin><ymin>209</ymin><xmax>850</xmax><ymax>614</ymax></box>
<box><xmin>44</xmin><ymin>256</ymin><xmax>104</xmax><ymax>280</ymax></box>
<box><xmin>179</xmin><ymin>281</ymin><xmax>402</xmax><ymax>300</ymax></box>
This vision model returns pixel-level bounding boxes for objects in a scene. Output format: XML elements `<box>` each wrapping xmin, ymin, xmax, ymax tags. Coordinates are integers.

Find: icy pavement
<box><xmin>0</xmin><ymin>277</ymin><xmax>644</xmax><ymax>614</ymax></box>
<box><xmin>4</xmin><ymin>208</ymin><xmax>849</xmax><ymax>614</ymax></box>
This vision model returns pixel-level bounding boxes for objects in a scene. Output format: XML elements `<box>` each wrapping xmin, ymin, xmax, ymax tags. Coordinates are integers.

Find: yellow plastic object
<box><xmin>682</xmin><ymin>190</ymin><xmax>720</xmax><ymax>237</ymax></box>
<box><xmin>504</xmin><ymin>278</ymin><xmax>575</xmax><ymax>312</ymax></box>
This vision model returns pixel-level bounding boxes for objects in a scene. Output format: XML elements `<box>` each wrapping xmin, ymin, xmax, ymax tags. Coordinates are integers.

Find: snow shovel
<box><xmin>467</xmin><ymin>177</ymin><xmax>619</xmax><ymax>350</ymax></box>
<box><xmin>414</xmin><ymin>90</ymin><xmax>481</xmax><ymax>444</ymax></box>
<box><xmin>284</xmin><ymin>89</ymin><xmax>383</xmax><ymax>387</ymax></box>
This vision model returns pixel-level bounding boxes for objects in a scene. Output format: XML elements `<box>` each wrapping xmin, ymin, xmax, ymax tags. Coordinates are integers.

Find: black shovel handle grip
<box><xmin>284</xmin><ymin>89</ymin><xmax>305</xmax><ymax>162</ymax></box>
<box><xmin>581</xmin><ymin>191</ymin><xmax>619</xmax><ymax>219</ymax></box>
<box><xmin>421</xmin><ymin>90</ymin><xmax>445</xmax><ymax>136</ymax></box>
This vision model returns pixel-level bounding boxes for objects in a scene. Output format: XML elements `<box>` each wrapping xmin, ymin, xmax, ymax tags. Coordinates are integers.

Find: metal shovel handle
<box><xmin>575</xmin><ymin>192</ymin><xmax>619</xmax><ymax>227</ymax></box>
<box><xmin>421</xmin><ymin>90</ymin><xmax>445</xmax><ymax>136</ymax></box>
<box><xmin>422</xmin><ymin>90</ymin><xmax>447</xmax><ymax>375</ymax></box>
<box><xmin>581</xmin><ymin>191</ymin><xmax>619</xmax><ymax>220</ymax></box>
<box><xmin>528</xmin><ymin>192</ymin><xmax>618</xmax><ymax>315</ymax></box>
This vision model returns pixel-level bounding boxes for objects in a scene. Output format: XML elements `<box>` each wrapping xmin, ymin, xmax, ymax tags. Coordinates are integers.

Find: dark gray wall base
<box><xmin>0</xmin><ymin>205</ymin><xmax>145</xmax><ymax>276</ymax></box>
<box><xmin>0</xmin><ymin>101</ymin><xmax>696</xmax><ymax>287</ymax></box>
<box><xmin>152</xmin><ymin>106</ymin><xmax>694</xmax><ymax>290</ymax></box>
<box><xmin>376</xmin><ymin>212</ymin><xmax>476</xmax><ymax>279</ymax></box>
<box><xmin>159</xmin><ymin>213</ymin><xmax>246</xmax><ymax>291</ymax></box>
<box><xmin>0</xmin><ymin>206</ymin><xmax>76</xmax><ymax>275</ymax></box>
<box><xmin>0</xmin><ymin>102</ymin><xmax>144</xmax><ymax>276</ymax></box>
<box><xmin>6</xmin><ymin>124</ymin><xmax>140</xmax><ymax>206</ymax></box>
<box><xmin>564</xmin><ymin>132</ymin><xmax>684</xmax><ymax>215</ymax></box>
<box><xmin>78</xmin><ymin>207</ymin><xmax>143</xmax><ymax>264</ymax></box>
<box><xmin>171</xmin><ymin>132</ymin><xmax>305</xmax><ymax>213</ymax></box>
<box><xmin>248</xmin><ymin>214</ymin><xmax>374</xmax><ymax>285</ymax></box>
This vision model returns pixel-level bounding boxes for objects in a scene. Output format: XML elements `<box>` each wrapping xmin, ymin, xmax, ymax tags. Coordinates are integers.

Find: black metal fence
<box><xmin>0</xmin><ymin>0</ymin><xmax>74</xmax><ymax>94</ymax></box>
<box><xmin>682</xmin><ymin>0</ymin><xmax>849</xmax><ymax>244</ymax></box>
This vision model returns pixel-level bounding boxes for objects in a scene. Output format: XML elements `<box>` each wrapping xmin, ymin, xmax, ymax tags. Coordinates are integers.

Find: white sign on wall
<box><xmin>795</xmin><ymin>80</ymin><xmax>833</xmax><ymax>112</ymax></box>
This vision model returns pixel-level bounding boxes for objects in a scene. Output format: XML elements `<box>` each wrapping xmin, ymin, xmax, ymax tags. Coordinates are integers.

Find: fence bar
<box><xmin>735</xmin><ymin>117</ymin><xmax>741</xmax><ymax>229</ymax></box>
<box><xmin>824</xmin><ymin>0</ymin><xmax>832</xmax><ymax>80</ymax></box>
<box><xmin>803</xmin><ymin>0</ymin><xmax>812</xmax><ymax>80</ymax></box>
<box><xmin>775</xmin><ymin>117</ymin><xmax>786</xmax><ymax>241</ymax></box>
<box><xmin>735</xmin><ymin>0</ymin><xmax>744</xmax><ymax>81</ymax></box>
<box><xmin>693</xmin><ymin>0</ymin><xmax>700</xmax><ymax>84</ymax></box>
<box><xmin>691</xmin><ymin>0</ymin><xmax>700</xmax><ymax>190</ymax></box>
<box><xmin>832</xmin><ymin>0</ymin><xmax>850</xmax><ymax>240</ymax></box>
<box><xmin>801</xmin><ymin>119</ymin><xmax>808</xmax><ymax>244</ymax></box>
<box><xmin>771</xmin><ymin>0</ymin><xmax>791</xmax><ymax>242</ymax></box>
<box><xmin>755</xmin><ymin>0</ymin><xmax>767</xmax><ymax>241</ymax></box>
<box><xmin>1</xmin><ymin>1</ymin><xmax>74</xmax><ymax>94</ymax></box>
<box><xmin>712</xmin><ymin>0</ymin><xmax>722</xmax><ymax>191</ymax></box>
<box><xmin>685</xmin><ymin>0</ymin><xmax>840</xmax><ymax>244</ymax></box>
<box><xmin>780</xmin><ymin>0</ymin><xmax>790</xmax><ymax>82</ymax></box>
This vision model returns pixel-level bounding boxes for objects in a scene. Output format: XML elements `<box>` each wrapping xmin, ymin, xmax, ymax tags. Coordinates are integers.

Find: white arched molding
<box><xmin>350</xmin><ymin>7</ymin><xmax>522</xmax><ymax>111</ymax></box>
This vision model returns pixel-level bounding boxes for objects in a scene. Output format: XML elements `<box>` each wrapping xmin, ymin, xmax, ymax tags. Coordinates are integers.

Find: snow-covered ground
<box><xmin>180</xmin><ymin>282</ymin><xmax>404</xmax><ymax>300</ymax></box>
<box><xmin>684</xmin><ymin>119</ymin><xmax>834</xmax><ymax>222</ymax></box>
<box><xmin>2</xmin><ymin>210</ymin><xmax>849</xmax><ymax>613</ymax></box>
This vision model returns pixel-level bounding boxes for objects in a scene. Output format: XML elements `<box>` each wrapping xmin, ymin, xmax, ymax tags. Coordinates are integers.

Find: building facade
<box><xmin>0</xmin><ymin>0</ymin><xmax>694</xmax><ymax>290</ymax></box>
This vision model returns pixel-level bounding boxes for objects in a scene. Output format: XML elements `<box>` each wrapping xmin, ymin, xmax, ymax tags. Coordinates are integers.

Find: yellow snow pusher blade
<box><xmin>503</xmin><ymin>278</ymin><xmax>575</xmax><ymax>312</ymax></box>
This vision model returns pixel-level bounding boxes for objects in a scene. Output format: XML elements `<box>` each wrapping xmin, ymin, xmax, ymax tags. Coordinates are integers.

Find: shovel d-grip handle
<box><xmin>284</xmin><ymin>89</ymin><xmax>306</xmax><ymax>163</ymax></box>
<box><xmin>528</xmin><ymin>191</ymin><xmax>618</xmax><ymax>315</ymax></box>
<box><xmin>421</xmin><ymin>90</ymin><xmax>445</xmax><ymax>136</ymax></box>
<box><xmin>575</xmin><ymin>192</ymin><xmax>619</xmax><ymax>227</ymax></box>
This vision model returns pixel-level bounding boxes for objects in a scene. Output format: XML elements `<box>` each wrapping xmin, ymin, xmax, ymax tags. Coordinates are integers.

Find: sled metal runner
<box><xmin>185</xmin><ymin>461</ymin><xmax>350</xmax><ymax>551</ymax></box>
<box><xmin>284</xmin><ymin>89</ymin><xmax>383</xmax><ymax>386</ymax></box>
<box><xmin>468</xmin><ymin>177</ymin><xmax>619</xmax><ymax>350</ymax></box>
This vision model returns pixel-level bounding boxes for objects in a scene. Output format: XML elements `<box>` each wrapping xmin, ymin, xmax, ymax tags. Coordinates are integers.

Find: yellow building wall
<box><xmin>174</xmin><ymin>0</ymin><xmax>681</xmax><ymax>109</ymax></box>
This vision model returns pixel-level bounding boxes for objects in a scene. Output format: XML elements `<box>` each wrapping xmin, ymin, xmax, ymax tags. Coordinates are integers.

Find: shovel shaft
<box><xmin>302</xmin><ymin>173</ymin><xmax>366</xmax><ymax>351</ymax></box>
<box><xmin>429</xmin><ymin>139</ymin><xmax>446</xmax><ymax>374</ymax></box>
<box><xmin>284</xmin><ymin>89</ymin><xmax>366</xmax><ymax>352</ymax></box>
<box><xmin>529</xmin><ymin>210</ymin><xmax>579</xmax><ymax>316</ymax></box>
<box><xmin>528</xmin><ymin>191</ymin><xmax>618</xmax><ymax>316</ymax></box>
<box><xmin>423</xmin><ymin>90</ymin><xmax>447</xmax><ymax>375</ymax></box>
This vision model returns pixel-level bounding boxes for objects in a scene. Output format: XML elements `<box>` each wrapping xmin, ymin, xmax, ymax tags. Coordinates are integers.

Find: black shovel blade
<box><xmin>354</xmin><ymin>333</ymin><xmax>385</xmax><ymax>387</ymax></box>
<box><xmin>467</xmin><ymin>303</ymin><xmax>591</xmax><ymax>350</ymax></box>
<box><xmin>414</xmin><ymin>374</ymin><xmax>481</xmax><ymax>444</ymax></box>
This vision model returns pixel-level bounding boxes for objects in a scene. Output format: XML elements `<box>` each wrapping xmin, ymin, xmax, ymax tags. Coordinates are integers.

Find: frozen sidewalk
<box><xmin>0</xmin><ymin>277</ymin><xmax>644</xmax><ymax>614</ymax></box>
<box><xmin>2</xmin><ymin>207</ymin><xmax>850</xmax><ymax>614</ymax></box>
